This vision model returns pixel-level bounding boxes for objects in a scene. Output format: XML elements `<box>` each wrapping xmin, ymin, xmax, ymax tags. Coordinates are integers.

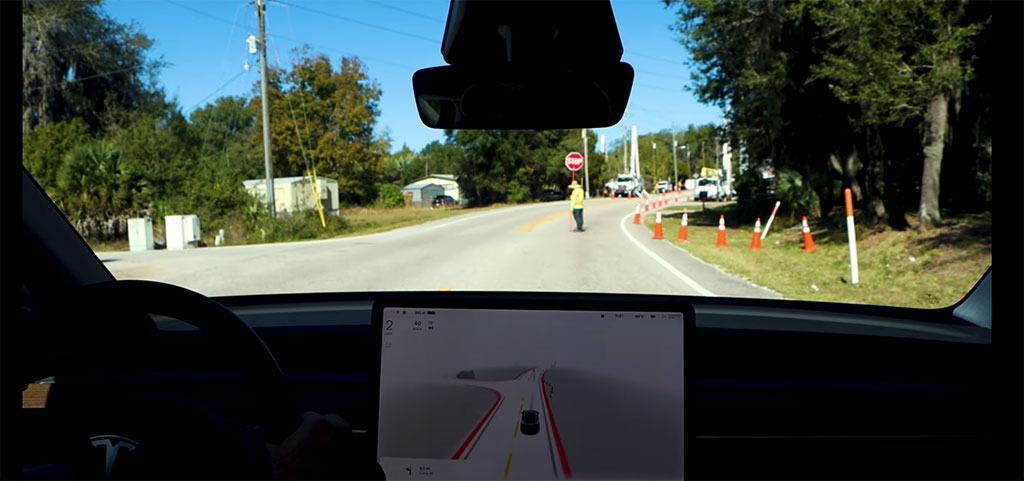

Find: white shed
<box><xmin>401</xmin><ymin>175</ymin><xmax>459</xmax><ymax>206</ymax></box>
<box><xmin>243</xmin><ymin>175</ymin><xmax>340</xmax><ymax>215</ymax></box>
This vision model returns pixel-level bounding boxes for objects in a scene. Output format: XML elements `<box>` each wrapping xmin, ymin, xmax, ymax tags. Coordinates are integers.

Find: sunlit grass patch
<box><xmin>646</xmin><ymin>204</ymin><xmax>991</xmax><ymax>309</ymax></box>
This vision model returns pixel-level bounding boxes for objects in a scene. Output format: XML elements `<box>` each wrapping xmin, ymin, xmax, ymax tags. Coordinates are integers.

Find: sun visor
<box><xmin>440</xmin><ymin>0</ymin><xmax>624</xmax><ymax>65</ymax></box>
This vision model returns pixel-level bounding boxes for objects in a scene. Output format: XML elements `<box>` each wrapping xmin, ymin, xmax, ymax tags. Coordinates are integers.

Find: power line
<box><xmin>26</xmin><ymin>64</ymin><xmax>147</xmax><ymax>92</ymax></box>
<box><xmin>364</xmin><ymin>0</ymin><xmax>443</xmax><ymax>24</ymax></box>
<box><xmin>282</xmin><ymin>7</ymin><xmax>321</xmax><ymax>170</ymax></box>
<box><xmin>635</xmin><ymin>68</ymin><xmax>685</xmax><ymax>80</ymax></box>
<box><xmin>635</xmin><ymin>83</ymin><xmax>683</xmax><ymax>93</ymax></box>
<box><xmin>185</xmin><ymin>69</ymin><xmax>250</xmax><ymax>114</ymax></box>
<box><xmin>624</xmin><ymin>50</ymin><xmax>682</xmax><ymax>66</ymax></box>
<box><xmin>163</xmin><ymin>0</ymin><xmax>421</xmax><ymax>72</ymax></box>
<box><xmin>164</xmin><ymin>0</ymin><xmax>236</xmax><ymax>27</ymax></box>
<box><xmin>280</xmin><ymin>2</ymin><xmax>437</xmax><ymax>44</ymax></box>
<box><xmin>266</xmin><ymin>33</ymin><xmax>419</xmax><ymax>72</ymax></box>
<box><xmin>266</xmin><ymin>26</ymin><xmax>316</xmax><ymax>175</ymax></box>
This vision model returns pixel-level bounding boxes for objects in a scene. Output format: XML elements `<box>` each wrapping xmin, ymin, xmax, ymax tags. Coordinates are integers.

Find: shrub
<box><xmin>376</xmin><ymin>183</ymin><xmax>404</xmax><ymax>208</ymax></box>
<box><xmin>246</xmin><ymin>208</ymin><xmax>349</xmax><ymax>244</ymax></box>
<box><xmin>774</xmin><ymin>168</ymin><xmax>821</xmax><ymax>224</ymax></box>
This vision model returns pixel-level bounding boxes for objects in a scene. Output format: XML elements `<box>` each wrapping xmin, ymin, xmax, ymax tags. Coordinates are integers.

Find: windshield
<box><xmin>22</xmin><ymin>0</ymin><xmax>993</xmax><ymax>310</ymax></box>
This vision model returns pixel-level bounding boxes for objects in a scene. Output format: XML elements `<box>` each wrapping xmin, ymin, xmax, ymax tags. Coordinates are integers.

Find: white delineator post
<box><xmin>845</xmin><ymin>188</ymin><xmax>859</xmax><ymax>284</ymax></box>
<box><xmin>761</xmin><ymin>200</ymin><xmax>781</xmax><ymax>240</ymax></box>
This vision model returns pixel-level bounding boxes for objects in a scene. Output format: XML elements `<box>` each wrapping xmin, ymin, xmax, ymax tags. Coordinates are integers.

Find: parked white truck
<box><xmin>612</xmin><ymin>174</ymin><xmax>645</xmax><ymax>197</ymax></box>
<box><xmin>695</xmin><ymin>177</ymin><xmax>733</xmax><ymax>201</ymax></box>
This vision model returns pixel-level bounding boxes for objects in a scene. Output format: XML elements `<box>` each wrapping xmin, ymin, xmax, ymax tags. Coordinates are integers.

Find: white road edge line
<box><xmin>619</xmin><ymin>213</ymin><xmax>717</xmax><ymax>297</ymax></box>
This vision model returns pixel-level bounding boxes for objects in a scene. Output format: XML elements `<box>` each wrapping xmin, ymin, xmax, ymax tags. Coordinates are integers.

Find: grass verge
<box><xmin>86</xmin><ymin>204</ymin><xmax>505</xmax><ymax>251</ymax></box>
<box><xmin>645</xmin><ymin>204</ymin><xmax>991</xmax><ymax>309</ymax></box>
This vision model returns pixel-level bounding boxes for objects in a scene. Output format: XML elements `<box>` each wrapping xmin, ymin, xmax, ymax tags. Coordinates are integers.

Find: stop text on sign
<box><xmin>565</xmin><ymin>152</ymin><xmax>584</xmax><ymax>171</ymax></box>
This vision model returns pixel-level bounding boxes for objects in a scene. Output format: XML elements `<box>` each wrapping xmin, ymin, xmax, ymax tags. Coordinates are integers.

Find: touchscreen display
<box><xmin>376</xmin><ymin>307</ymin><xmax>684</xmax><ymax>480</ymax></box>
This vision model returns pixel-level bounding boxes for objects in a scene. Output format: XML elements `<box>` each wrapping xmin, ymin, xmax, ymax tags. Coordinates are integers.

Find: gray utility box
<box><xmin>165</xmin><ymin>215</ymin><xmax>201</xmax><ymax>250</ymax></box>
<box><xmin>127</xmin><ymin>217</ymin><xmax>154</xmax><ymax>251</ymax></box>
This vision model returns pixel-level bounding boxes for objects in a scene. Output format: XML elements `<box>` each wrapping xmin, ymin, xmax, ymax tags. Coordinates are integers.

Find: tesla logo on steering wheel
<box><xmin>90</xmin><ymin>435</ymin><xmax>139</xmax><ymax>479</ymax></box>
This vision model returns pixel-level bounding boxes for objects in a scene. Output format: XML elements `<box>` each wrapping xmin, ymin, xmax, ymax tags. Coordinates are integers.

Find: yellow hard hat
<box><xmin>568</xmin><ymin>180</ymin><xmax>581</xmax><ymax>189</ymax></box>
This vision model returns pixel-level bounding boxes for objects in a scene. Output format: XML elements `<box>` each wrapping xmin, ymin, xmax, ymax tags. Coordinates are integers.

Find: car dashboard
<box><xmin>27</xmin><ymin>291</ymin><xmax>996</xmax><ymax>480</ymax></box>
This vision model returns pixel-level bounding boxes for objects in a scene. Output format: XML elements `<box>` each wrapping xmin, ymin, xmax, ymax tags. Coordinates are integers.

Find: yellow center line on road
<box><xmin>514</xmin><ymin>420</ymin><xmax>520</xmax><ymax>437</ymax></box>
<box><xmin>439</xmin><ymin>286</ymin><xmax>453</xmax><ymax>291</ymax></box>
<box><xmin>516</xmin><ymin>201</ymin><xmax>624</xmax><ymax>232</ymax></box>
<box><xmin>504</xmin><ymin>452</ymin><xmax>513</xmax><ymax>479</ymax></box>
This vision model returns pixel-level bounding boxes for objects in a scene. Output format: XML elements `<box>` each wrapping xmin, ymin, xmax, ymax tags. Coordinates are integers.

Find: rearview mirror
<box><xmin>414</xmin><ymin>0</ymin><xmax>633</xmax><ymax>129</ymax></box>
<box><xmin>413</xmin><ymin>63</ymin><xmax>634</xmax><ymax>129</ymax></box>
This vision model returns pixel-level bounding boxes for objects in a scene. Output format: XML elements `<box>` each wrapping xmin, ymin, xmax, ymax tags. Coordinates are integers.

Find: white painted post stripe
<box><xmin>845</xmin><ymin>188</ymin><xmax>859</xmax><ymax>284</ymax></box>
<box><xmin>847</xmin><ymin>216</ymin><xmax>859</xmax><ymax>284</ymax></box>
<box><xmin>761</xmin><ymin>201</ymin><xmax>781</xmax><ymax>240</ymax></box>
<box><xmin>620</xmin><ymin>214</ymin><xmax>716</xmax><ymax>296</ymax></box>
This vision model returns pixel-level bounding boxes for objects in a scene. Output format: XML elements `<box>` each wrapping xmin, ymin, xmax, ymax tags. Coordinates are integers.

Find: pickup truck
<box><xmin>613</xmin><ymin>175</ymin><xmax>644</xmax><ymax>197</ymax></box>
<box><xmin>696</xmin><ymin>177</ymin><xmax>733</xmax><ymax>201</ymax></box>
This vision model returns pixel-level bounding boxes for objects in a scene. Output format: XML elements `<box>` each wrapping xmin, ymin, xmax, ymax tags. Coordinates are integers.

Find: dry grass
<box><xmin>646</xmin><ymin>205</ymin><xmax>991</xmax><ymax>309</ymax></box>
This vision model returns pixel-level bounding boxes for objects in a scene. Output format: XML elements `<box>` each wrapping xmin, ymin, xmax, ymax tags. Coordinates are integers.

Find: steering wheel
<box><xmin>37</xmin><ymin>280</ymin><xmax>301</xmax><ymax>479</ymax></box>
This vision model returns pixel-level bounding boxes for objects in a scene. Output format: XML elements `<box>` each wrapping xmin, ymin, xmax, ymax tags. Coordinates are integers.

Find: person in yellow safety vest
<box><xmin>569</xmin><ymin>180</ymin><xmax>585</xmax><ymax>232</ymax></box>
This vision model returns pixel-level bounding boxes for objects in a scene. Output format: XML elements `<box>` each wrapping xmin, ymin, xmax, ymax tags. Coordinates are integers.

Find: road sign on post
<box><xmin>565</xmin><ymin>152</ymin><xmax>584</xmax><ymax>171</ymax></box>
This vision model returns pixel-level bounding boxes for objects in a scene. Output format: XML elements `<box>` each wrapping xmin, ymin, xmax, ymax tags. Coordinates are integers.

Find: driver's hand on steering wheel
<box><xmin>265</xmin><ymin>411</ymin><xmax>351</xmax><ymax>480</ymax></box>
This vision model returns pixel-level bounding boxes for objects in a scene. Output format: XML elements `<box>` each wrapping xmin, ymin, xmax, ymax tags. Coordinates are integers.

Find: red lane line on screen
<box><xmin>450</xmin><ymin>386</ymin><xmax>502</xmax><ymax>460</ymax></box>
<box><xmin>541</xmin><ymin>370</ymin><xmax>572</xmax><ymax>479</ymax></box>
<box><xmin>513</xmin><ymin>367</ymin><xmax>533</xmax><ymax>380</ymax></box>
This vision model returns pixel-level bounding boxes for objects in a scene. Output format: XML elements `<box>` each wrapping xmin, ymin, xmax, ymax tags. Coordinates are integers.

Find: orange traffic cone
<box><xmin>749</xmin><ymin>218</ymin><xmax>762</xmax><ymax>250</ymax></box>
<box><xmin>800</xmin><ymin>216</ymin><xmax>817</xmax><ymax>251</ymax></box>
<box><xmin>644</xmin><ymin>198</ymin><xmax>650</xmax><ymax>212</ymax></box>
<box><xmin>653</xmin><ymin>211</ymin><xmax>664</xmax><ymax>239</ymax></box>
<box><xmin>632</xmin><ymin>204</ymin><xmax>641</xmax><ymax>224</ymax></box>
<box><xmin>674</xmin><ymin>193</ymin><xmax>679</xmax><ymax>203</ymax></box>
<box><xmin>715</xmin><ymin>215</ymin><xmax>728</xmax><ymax>247</ymax></box>
<box><xmin>676</xmin><ymin>210</ymin><xmax>689</xmax><ymax>242</ymax></box>
<box><xmin>627</xmin><ymin>191</ymin><xmax>632</xmax><ymax>199</ymax></box>
<box><xmin>608</xmin><ymin>188</ymin><xmax>614</xmax><ymax>199</ymax></box>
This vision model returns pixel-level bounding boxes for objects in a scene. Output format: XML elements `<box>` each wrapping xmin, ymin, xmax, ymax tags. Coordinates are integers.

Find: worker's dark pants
<box><xmin>573</xmin><ymin>208</ymin><xmax>584</xmax><ymax>230</ymax></box>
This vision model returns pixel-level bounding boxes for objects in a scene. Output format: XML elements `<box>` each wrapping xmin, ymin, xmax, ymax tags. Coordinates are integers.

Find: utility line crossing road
<box><xmin>96</xmin><ymin>197</ymin><xmax>782</xmax><ymax>299</ymax></box>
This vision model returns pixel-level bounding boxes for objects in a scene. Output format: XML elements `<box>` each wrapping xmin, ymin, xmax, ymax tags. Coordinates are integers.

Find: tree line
<box><xmin>20</xmin><ymin>1</ymin><xmax>643</xmax><ymax>243</ymax></box>
<box><xmin>667</xmin><ymin>0</ymin><xmax>992</xmax><ymax>229</ymax></box>
<box><xmin>23</xmin><ymin>0</ymin><xmax>991</xmax><ymax>244</ymax></box>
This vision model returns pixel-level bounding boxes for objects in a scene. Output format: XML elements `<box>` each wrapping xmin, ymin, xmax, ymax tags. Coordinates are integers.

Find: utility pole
<box><xmin>622</xmin><ymin>119</ymin><xmax>628</xmax><ymax>175</ymax></box>
<box><xmin>684</xmin><ymin>146</ymin><xmax>690</xmax><ymax>179</ymax></box>
<box><xmin>582</xmin><ymin>129</ymin><xmax>590</xmax><ymax>198</ymax></box>
<box><xmin>256</xmin><ymin>0</ymin><xmax>275</xmax><ymax>217</ymax></box>
<box><xmin>652</xmin><ymin>142</ymin><xmax>657</xmax><ymax>182</ymax></box>
<box><xmin>672</xmin><ymin>135</ymin><xmax>678</xmax><ymax>189</ymax></box>
<box><xmin>715</xmin><ymin>142</ymin><xmax>720</xmax><ymax>173</ymax></box>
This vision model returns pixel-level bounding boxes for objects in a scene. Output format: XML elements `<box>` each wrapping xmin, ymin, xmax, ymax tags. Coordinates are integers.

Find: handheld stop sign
<box><xmin>565</xmin><ymin>152</ymin><xmax>584</xmax><ymax>171</ymax></box>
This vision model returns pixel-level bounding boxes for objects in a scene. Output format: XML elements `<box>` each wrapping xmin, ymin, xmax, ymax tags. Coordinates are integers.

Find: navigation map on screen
<box><xmin>376</xmin><ymin>307</ymin><xmax>685</xmax><ymax>480</ymax></box>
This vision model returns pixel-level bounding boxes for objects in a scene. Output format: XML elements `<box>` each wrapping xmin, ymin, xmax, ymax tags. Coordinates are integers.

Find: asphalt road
<box><xmin>96</xmin><ymin>194</ymin><xmax>782</xmax><ymax>299</ymax></box>
<box><xmin>543</xmin><ymin>368</ymin><xmax>683</xmax><ymax>479</ymax></box>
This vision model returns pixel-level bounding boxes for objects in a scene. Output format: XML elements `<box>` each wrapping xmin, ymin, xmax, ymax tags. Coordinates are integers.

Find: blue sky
<box><xmin>105</xmin><ymin>0</ymin><xmax>723</xmax><ymax>153</ymax></box>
